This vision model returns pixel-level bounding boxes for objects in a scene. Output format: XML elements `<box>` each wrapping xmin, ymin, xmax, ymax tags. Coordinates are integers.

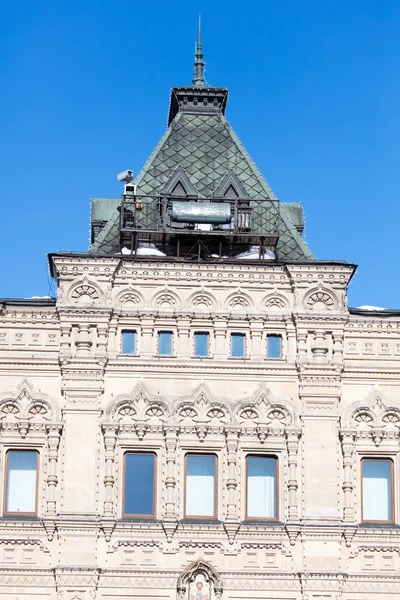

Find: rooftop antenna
<box><xmin>192</xmin><ymin>16</ymin><xmax>205</xmax><ymax>87</ymax></box>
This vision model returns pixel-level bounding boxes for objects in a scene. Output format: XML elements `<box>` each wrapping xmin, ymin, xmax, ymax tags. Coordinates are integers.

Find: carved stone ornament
<box><xmin>189</xmin><ymin>292</ymin><xmax>215</xmax><ymax>309</ymax></box>
<box><xmin>262</xmin><ymin>292</ymin><xmax>289</xmax><ymax>311</ymax></box>
<box><xmin>304</xmin><ymin>286</ymin><xmax>336</xmax><ymax>312</ymax></box>
<box><xmin>70</xmin><ymin>281</ymin><xmax>100</xmax><ymax>304</ymax></box>
<box><xmin>225</xmin><ymin>291</ymin><xmax>252</xmax><ymax>311</ymax></box>
<box><xmin>177</xmin><ymin>559</ymin><xmax>222</xmax><ymax>600</ymax></box>
<box><xmin>341</xmin><ymin>387</ymin><xmax>400</xmax><ymax>442</ymax></box>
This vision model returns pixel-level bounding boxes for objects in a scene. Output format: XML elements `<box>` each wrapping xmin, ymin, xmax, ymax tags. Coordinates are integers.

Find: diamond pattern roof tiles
<box><xmin>90</xmin><ymin>108</ymin><xmax>314</xmax><ymax>261</ymax></box>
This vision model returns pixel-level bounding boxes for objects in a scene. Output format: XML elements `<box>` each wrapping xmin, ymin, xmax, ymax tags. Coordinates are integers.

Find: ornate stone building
<box><xmin>0</xmin><ymin>34</ymin><xmax>399</xmax><ymax>600</ymax></box>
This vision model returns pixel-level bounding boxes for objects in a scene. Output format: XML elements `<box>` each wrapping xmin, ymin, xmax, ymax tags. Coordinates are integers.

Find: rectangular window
<box><xmin>122</xmin><ymin>330</ymin><xmax>136</xmax><ymax>355</ymax></box>
<box><xmin>5</xmin><ymin>450</ymin><xmax>38</xmax><ymax>515</ymax></box>
<box><xmin>194</xmin><ymin>332</ymin><xmax>209</xmax><ymax>357</ymax></box>
<box><xmin>246</xmin><ymin>455</ymin><xmax>277</xmax><ymax>519</ymax></box>
<box><xmin>362</xmin><ymin>458</ymin><xmax>393</xmax><ymax>522</ymax></box>
<box><xmin>124</xmin><ymin>453</ymin><xmax>156</xmax><ymax>517</ymax></box>
<box><xmin>231</xmin><ymin>333</ymin><xmax>245</xmax><ymax>358</ymax></box>
<box><xmin>267</xmin><ymin>334</ymin><xmax>282</xmax><ymax>359</ymax></box>
<box><xmin>158</xmin><ymin>331</ymin><xmax>173</xmax><ymax>356</ymax></box>
<box><xmin>185</xmin><ymin>454</ymin><xmax>216</xmax><ymax>518</ymax></box>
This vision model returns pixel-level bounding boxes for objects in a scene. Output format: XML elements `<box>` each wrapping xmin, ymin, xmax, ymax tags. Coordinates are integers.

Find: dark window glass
<box><xmin>231</xmin><ymin>333</ymin><xmax>245</xmax><ymax>358</ymax></box>
<box><xmin>267</xmin><ymin>334</ymin><xmax>282</xmax><ymax>359</ymax></box>
<box><xmin>247</xmin><ymin>456</ymin><xmax>277</xmax><ymax>519</ymax></box>
<box><xmin>122</xmin><ymin>330</ymin><xmax>136</xmax><ymax>355</ymax></box>
<box><xmin>124</xmin><ymin>453</ymin><xmax>155</xmax><ymax>516</ymax></box>
<box><xmin>158</xmin><ymin>331</ymin><xmax>173</xmax><ymax>356</ymax></box>
<box><xmin>362</xmin><ymin>459</ymin><xmax>392</xmax><ymax>521</ymax></box>
<box><xmin>195</xmin><ymin>332</ymin><xmax>209</xmax><ymax>357</ymax></box>
<box><xmin>6</xmin><ymin>450</ymin><xmax>38</xmax><ymax>514</ymax></box>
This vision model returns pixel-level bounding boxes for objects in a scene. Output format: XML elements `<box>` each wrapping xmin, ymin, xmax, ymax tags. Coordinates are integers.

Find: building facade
<box><xmin>0</xmin><ymin>36</ymin><xmax>399</xmax><ymax>600</ymax></box>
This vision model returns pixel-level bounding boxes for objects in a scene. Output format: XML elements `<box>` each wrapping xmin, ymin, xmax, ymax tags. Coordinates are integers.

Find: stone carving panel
<box><xmin>304</xmin><ymin>286</ymin><xmax>337</xmax><ymax>312</ymax></box>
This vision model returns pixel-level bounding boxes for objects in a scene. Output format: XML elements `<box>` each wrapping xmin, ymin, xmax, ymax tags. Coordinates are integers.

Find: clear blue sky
<box><xmin>1</xmin><ymin>1</ymin><xmax>399</xmax><ymax>307</ymax></box>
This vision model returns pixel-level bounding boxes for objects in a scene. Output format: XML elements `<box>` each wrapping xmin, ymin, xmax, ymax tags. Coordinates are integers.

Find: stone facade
<box><xmin>1</xmin><ymin>29</ymin><xmax>399</xmax><ymax>600</ymax></box>
<box><xmin>0</xmin><ymin>256</ymin><xmax>399</xmax><ymax>600</ymax></box>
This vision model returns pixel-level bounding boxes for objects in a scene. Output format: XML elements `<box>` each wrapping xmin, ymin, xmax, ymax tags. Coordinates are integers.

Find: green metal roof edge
<box><xmin>221</xmin><ymin>115</ymin><xmax>314</xmax><ymax>260</ymax></box>
<box><xmin>89</xmin><ymin>112</ymin><xmax>184</xmax><ymax>255</ymax></box>
<box><xmin>220</xmin><ymin>115</ymin><xmax>277</xmax><ymax>200</ymax></box>
<box><xmin>279</xmin><ymin>203</ymin><xmax>315</xmax><ymax>260</ymax></box>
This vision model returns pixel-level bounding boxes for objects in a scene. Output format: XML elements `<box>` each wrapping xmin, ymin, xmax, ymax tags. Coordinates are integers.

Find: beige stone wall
<box><xmin>0</xmin><ymin>257</ymin><xmax>399</xmax><ymax>599</ymax></box>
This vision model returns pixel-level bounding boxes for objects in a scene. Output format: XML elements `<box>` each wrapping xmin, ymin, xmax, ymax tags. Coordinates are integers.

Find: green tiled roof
<box><xmin>90</xmin><ymin>95</ymin><xmax>314</xmax><ymax>261</ymax></box>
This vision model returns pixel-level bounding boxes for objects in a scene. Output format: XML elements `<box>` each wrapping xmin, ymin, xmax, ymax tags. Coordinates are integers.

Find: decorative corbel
<box><xmin>134</xmin><ymin>420</ymin><xmax>148</xmax><ymax>441</ymax></box>
<box><xmin>42</xmin><ymin>517</ymin><xmax>57</xmax><ymax>542</ymax></box>
<box><xmin>285</xmin><ymin>522</ymin><xmax>301</xmax><ymax>546</ymax></box>
<box><xmin>372</xmin><ymin>427</ymin><xmax>384</xmax><ymax>447</ymax></box>
<box><xmin>256</xmin><ymin>424</ymin><xmax>269</xmax><ymax>443</ymax></box>
<box><xmin>195</xmin><ymin>422</ymin><xmax>208</xmax><ymax>442</ymax></box>
<box><xmin>343</xmin><ymin>525</ymin><xmax>357</xmax><ymax>548</ymax></box>
<box><xmin>18</xmin><ymin>420</ymin><xmax>30</xmax><ymax>438</ymax></box>
<box><xmin>224</xmin><ymin>521</ymin><xmax>240</xmax><ymax>545</ymax></box>
<box><xmin>101</xmin><ymin>519</ymin><xmax>116</xmax><ymax>542</ymax></box>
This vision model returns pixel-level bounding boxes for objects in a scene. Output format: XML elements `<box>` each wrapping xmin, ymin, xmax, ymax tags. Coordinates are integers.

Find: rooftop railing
<box><xmin>120</xmin><ymin>194</ymin><xmax>279</xmax><ymax>237</ymax></box>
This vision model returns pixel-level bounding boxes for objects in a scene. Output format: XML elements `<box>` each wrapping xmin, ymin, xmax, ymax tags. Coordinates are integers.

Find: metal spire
<box><xmin>192</xmin><ymin>17</ymin><xmax>205</xmax><ymax>87</ymax></box>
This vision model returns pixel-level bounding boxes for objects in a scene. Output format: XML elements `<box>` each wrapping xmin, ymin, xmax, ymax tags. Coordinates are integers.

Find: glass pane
<box><xmin>267</xmin><ymin>335</ymin><xmax>282</xmax><ymax>359</ymax></box>
<box><xmin>231</xmin><ymin>334</ymin><xmax>245</xmax><ymax>358</ymax></box>
<box><xmin>362</xmin><ymin>460</ymin><xmax>391</xmax><ymax>521</ymax></box>
<box><xmin>159</xmin><ymin>332</ymin><xmax>172</xmax><ymax>355</ymax></box>
<box><xmin>186</xmin><ymin>455</ymin><xmax>215</xmax><ymax>517</ymax></box>
<box><xmin>122</xmin><ymin>331</ymin><xmax>136</xmax><ymax>354</ymax></box>
<box><xmin>247</xmin><ymin>456</ymin><xmax>276</xmax><ymax>518</ymax></box>
<box><xmin>6</xmin><ymin>451</ymin><xmax>37</xmax><ymax>513</ymax></box>
<box><xmin>195</xmin><ymin>333</ymin><xmax>209</xmax><ymax>357</ymax></box>
<box><xmin>124</xmin><ymin>453</ymin><xmax>155</xmax><ymax>515</ymax></box>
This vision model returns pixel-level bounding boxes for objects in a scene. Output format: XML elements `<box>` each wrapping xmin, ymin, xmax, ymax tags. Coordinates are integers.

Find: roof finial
<box><xmin>192</xmin><ymin>16</ymin><xmax>205</xmax><ymax>87</ymax></box>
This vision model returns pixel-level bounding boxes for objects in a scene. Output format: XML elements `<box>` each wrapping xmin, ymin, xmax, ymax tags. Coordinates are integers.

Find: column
<box><xmin>102</xmin><ymin>424</ymin><xmax>118</xmax><ymax>516</ymax></box>
<box><xmin>46</xmin><ymin>424</ymin><xmax>62</xmax><ymax>516</ymax></box>
<box><xmin>340</xmin><ymin>430</ymin><xmax>355</xmax><ymax>522</ymax></box>
<box><xmin>225</xmin><ymin>425</ymin><xmax>240</xmax><ymax>521</ymax></box>
<box><xmin>163</xmin><ymin>425</ymin><xmax>179</xmax><ymax>520</ymax></box>
<box><xmin>285</xmin><ymin>427</ymin><xmax>301</xmax><ymax>520</ymax></box>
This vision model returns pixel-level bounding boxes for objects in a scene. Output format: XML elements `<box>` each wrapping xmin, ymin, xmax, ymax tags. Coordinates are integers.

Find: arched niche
<box><xmin>177</xmin><ymin>559</ymin><xmax>222</xmax><ymax>600</ymax></box>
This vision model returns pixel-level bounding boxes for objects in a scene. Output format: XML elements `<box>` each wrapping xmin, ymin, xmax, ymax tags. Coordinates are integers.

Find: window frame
<box><xmin>361</xmin><ymin>456</ymin><xmax>394</xmax><ymax>524</ymax></box>
<box><xmin>184</xmin><ymin>453</ymin><xmax>218</xmax><ymax>520</ymax></box>
<box><xmin>245</xmin><ymin>454</ymin><xmax>279</xmax><ymax>521</ymax></box>
<box><xmin>4</xmin><ymin>449</ymin><xmax>39</xmax><ymax>517</ymax></box>
<box><xmin>193</xmin><ymin>331</ymin><xmax>210</xmax><ymax>358</ymax></box>
<box><xmin>157</xmin><ymin>330</ymin><xmax>174</xmax><ymax>357</ymax></box>
<box><xmin>122</xmin><ymin>451</ymin><xmax>157</xmax><ymax>518</ymax></box>
<box><xmin>266</xmin><ymin>333</ymin><xmax>283</xmax><ymax>360</ymax></box>
<box><xmin>121</xmin><ymin>329</ymin><xmax>137</xmax><ymax>355</ymax></box>
<box><xmin>230</xmin><ymin>332</ymin><xmax>246</xmax><ymax>359</ymax></box>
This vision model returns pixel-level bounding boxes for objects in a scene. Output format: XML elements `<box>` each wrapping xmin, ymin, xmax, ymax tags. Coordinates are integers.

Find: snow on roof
<box><xmin>355</xmin><ymin>305</ymin><xmax>386</xmax><ymax>311</ymax></box>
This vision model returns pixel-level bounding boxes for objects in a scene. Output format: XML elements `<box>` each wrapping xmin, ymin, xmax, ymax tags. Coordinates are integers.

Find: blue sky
<box><xmin>1</xmin><ymin>1</ymin><xmax>399</xmax><ymax>307</ymax></box>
